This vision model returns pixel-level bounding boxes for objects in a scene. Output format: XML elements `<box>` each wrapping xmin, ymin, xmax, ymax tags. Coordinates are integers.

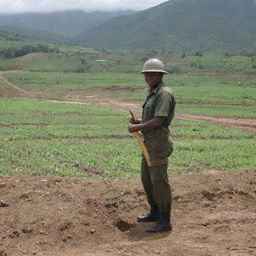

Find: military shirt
<box><xmin>142</xmin><ymin>81</ymin><xmax>175</xmax><ymax>126</ymax></box>
<box><xmin>141</xmin><ymin>81</ymin><xmax>176</xmax><ymax>166</ymax></box>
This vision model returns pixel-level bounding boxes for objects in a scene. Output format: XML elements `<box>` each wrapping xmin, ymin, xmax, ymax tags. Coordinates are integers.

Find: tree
<box><xmin>195</xmin><ymin>51</ymin><xmax>203</xmax><ymax>57</ymax></box>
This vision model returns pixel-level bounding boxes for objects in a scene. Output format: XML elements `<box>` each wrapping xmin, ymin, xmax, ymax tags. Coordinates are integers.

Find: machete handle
<box><xmin>132</xmin><ymin>131</ymin><xmax>152</xmax><ymax>167</ymax></box>
<box><xmin>128</xmin><ymin>109</ymin><xmax>152</xmax><ymax>167</ymax></box>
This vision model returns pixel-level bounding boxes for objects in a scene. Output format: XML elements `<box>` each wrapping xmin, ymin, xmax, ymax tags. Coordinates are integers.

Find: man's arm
<box><xmin>128</xmin><ymin>116</ymin><xmax>165</xmax><ymax>133</ymax></box>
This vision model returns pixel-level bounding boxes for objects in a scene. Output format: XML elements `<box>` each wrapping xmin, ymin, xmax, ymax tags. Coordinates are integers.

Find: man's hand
<box><xmin>128</xmin><ymin>116</ymin><xmax>165</xmax><ymax>133</ymax></box>
<box><xmin>128</xmin><ymin>124</ymin><xmax>141</xmax><ymax>133</ymax></box>
<box><xmin>129</xmin><ymin>117</ymin><xmax>141</xmax><ymax>124</ymax></box>
<box><xmin>128</xmin><ymin>110</ymin><xmax>141</xmax><ymax>124</ymax></box>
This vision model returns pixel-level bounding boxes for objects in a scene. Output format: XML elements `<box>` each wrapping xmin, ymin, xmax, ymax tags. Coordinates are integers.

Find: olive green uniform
<box><xmin>141</xmin><ymin>81</ymin><xmax>175</xmax><ymax>216</ymax></box>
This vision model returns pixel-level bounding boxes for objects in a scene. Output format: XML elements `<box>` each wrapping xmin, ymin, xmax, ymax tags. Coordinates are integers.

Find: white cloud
<box><xmin>0</xmin><ymin>0</ymin><xmax>168</xmax><ymax>13</ymax></box>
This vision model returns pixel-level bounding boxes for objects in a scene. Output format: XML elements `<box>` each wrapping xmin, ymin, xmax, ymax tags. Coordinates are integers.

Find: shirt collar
<box><xmin>147</xmin><ymin>81</ymin><xmax>164</xmax><ymax>95</ymax></box>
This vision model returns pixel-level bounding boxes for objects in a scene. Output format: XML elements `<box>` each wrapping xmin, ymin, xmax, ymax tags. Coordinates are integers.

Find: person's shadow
<box><xmin>127</xmin><ymin>222</ymin><xmax>171</xmax><ymax>241</ymax></box>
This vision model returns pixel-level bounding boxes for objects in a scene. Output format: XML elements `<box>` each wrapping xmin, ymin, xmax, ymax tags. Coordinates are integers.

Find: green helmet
<box><xmin>140</xmin><ymin>58</ymin><xmax>168</xmax><ymax>74</ymax></box>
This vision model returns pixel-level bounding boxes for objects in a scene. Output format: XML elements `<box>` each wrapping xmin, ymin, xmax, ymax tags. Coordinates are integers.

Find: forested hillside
<box><xmin>0</xmin><ymin>0</ymin><xmax>256</xmax><ymax>54</ymax></box>
<box><xmin>74</xmin><ymin>0</ymin><xmax>256</xmax><ymax>53</ymax></box>
<box><xmin>0</xmin><ymin>25</ymin><xmax>68</xmax><ymax>44</ymax></box>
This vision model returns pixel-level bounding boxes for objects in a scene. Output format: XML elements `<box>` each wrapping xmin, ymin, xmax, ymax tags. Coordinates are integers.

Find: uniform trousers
<box><xmin>141</xmin><ymin>157</ymin><xmax>172</xmax><ymax>216</ymax></box>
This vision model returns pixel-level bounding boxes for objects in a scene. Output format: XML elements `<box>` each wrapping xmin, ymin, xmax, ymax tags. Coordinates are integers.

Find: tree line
<box><xmin>0</xmin><ymin>44</ymin><xmax>59</xmax><ymax>58</ymax></box>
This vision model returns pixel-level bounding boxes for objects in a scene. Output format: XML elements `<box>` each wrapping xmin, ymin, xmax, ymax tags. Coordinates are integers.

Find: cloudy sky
<box><xmin>0</xmin><ymin>0</ymin><xmax>168</xmax><ymax>14</ymax></box>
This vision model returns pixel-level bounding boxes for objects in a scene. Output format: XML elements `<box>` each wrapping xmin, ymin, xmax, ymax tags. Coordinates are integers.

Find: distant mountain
<box><xmin>0</xmin><ymin>10</ymin><xmax>136</xmax><ymax>37</ymax></box>
<box><xmin>1</xmin><ymin>1</ymin><xmax>255</xmax><ymax>54</ymax></box>
<box><xmin>74</xmin><ymin>0</ymin><xmax>256</xmax><ymax>53</ymax></box>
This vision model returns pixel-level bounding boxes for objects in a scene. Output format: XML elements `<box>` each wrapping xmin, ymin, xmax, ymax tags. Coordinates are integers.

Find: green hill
<box><xmin>0</xmin><ymin>29</ymin><xmax>58</xmax><ymax>59</ymax></box>
<box><xmin>0</xmin><ymin>25</ymin><xmax>68</xmax><ymax>44</ymax></box>
<box><xmin>1</xmin><ymin>1</ymin><xmax>255</xmax><ymax>54</ymax></box>
<box><xmin>74</xmin><ymin>0</ymin><xmax>256</xmax><ymax>54</ymax></box>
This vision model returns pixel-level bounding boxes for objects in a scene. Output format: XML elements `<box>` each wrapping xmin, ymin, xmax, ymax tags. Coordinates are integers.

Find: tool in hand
<box><xmin>128</xmin><ymin>110</ymin><xmax>152</xmax><ymax>167</ymax></box>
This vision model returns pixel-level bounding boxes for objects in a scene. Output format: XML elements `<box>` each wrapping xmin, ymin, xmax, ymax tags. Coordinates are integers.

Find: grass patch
<box><xmin>1</xmin><ymin>52</ymin><xmax>256</xmax><ymax>74</ymax></box>
<box><xmin>171</xmin><ymin>139</ymin><xmax>256</xmax><ymax>174</ymax></box>
<box><xmin>172</xmin><ymin>119</ymin><xmax>255</xmax><ymax>139</ymax></box>
<box><xmin>1</xmin><ymin>136</ymin><xmax>255</xmax><ymax>179</ymax></box>
<box><xmin>177</xmin><ymin>104</ymin><xmax>256</xmax><ymax>118</ymax></box>
<box><xmin>0</xmin><ymin>97</ymin><xmax>123</xmax><ymax>116</ymax></box>
<box><xmin>0</xmin><ymin>139</ymin><xmax>139</xmax><ymax>179</ymax></box>
<box><xmin>0</xmin><ymin>98</ymin><xmax>255</xmax><ymax>179</ymax></box>
<box><xmin>2</xmin><ymin>72</ymin><xmax>144</xmax><ymax>91</ymax></box>
<box><xmin>166</xmin><ymin>55</ymin><xmax>256</xmax><ymax>74</ymax></box>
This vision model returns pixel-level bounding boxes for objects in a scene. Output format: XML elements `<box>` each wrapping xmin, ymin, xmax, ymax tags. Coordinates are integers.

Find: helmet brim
<box><xmin>140</xmin><ymin>70</ymin><xmax>168</xmax><ymax>74</ymax></box>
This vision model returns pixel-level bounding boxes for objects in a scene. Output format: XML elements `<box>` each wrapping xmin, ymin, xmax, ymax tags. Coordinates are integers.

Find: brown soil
<box><xmin>0</xmin><ymin>171</ymin><xmax>255</xmax><ymax>256</ymax></box>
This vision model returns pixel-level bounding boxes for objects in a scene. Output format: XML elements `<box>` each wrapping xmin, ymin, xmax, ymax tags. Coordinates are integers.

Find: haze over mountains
<box><xmin>0</xmin><ymin>0</ymin><xmax>256</xmax><ymax>53</ymax></box>
<box><xmin>0</xmin><ymin>10</ymin><xmax>136</xmax><ymax>37</ymax></box>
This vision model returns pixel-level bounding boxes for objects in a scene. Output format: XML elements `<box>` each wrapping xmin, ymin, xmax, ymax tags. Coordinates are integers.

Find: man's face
<box><xmin>144</xmin><ymin>72</ymin><xmax>163</xmax><ymax>88</ymax></box>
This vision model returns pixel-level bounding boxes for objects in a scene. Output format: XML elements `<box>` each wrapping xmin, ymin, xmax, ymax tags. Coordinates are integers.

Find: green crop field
<box><xmin>0</xmin><ymin>98</ymin><xmax>255</xmax><ymax>179</ymax></box>
<box><xmin>165</xmin><ymin>55</ymin><xmax>256</xmax><ymax>74</ymax></box>
<box><xmin>2</xmin><ymin>72</ymin><xmax>144</xmax><ymax>91</ymax></box>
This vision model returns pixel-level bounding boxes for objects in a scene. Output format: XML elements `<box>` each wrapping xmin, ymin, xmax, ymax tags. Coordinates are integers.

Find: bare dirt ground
<box><xmin>1</xmin><ymin>171</ymin><xmax>256</xmax><ymax>256</ymax></box>
<box><xmin>1</xmin><ymin>73</ymin><xmax>256</xmax><ymax>256</ymax></box>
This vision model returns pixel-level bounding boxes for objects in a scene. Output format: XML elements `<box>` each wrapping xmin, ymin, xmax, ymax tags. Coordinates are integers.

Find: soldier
<box><xmin>128</xmin><ymin>58</ymin><xmax>176</xmax><ymax>233</ymax></box>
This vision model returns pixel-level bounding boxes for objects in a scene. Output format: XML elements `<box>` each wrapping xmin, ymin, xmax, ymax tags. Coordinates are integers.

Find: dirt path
<box><xmin>48</xmin><ymin>97</ymin><xmax>141</xmax><ymax>112</ymax></box>
<box><xmin>0</xmin><ymin>76</ymin><xmax>28</xmax><ymax>94</ymax></box>
<box><xmin>0</xmin><ymin>75</ymin><xmax>43</xmax><ymax>97</ymax></box>
<box><xmin>48</xmin><ymin>98</ymin><xmax>256</xmax><ymax>134</ymax></box>
<box><xmin>178</xmin><ymin>113</ymin><xmax>256</xmax><ymax>134</ymax></box>
<box><xmin>1</xmin><ymin>72</ymin><xmax>255</xmax><ymax>133</ymax></box>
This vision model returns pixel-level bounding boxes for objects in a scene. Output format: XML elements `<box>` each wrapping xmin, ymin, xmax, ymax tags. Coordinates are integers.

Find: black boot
<box><xmin>137</xmin><ymin>206</ymin><xmax>160</xmax><ymax>222</ymax></box>
<box><xmin>145</xmin><ymin>213</ymin><xmax>172</xmax><ymax>233</ymax></box>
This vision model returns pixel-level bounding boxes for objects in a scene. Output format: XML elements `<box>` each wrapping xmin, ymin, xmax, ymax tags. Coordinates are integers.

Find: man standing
<box><xmin>128</xmin><ymin>58</ymin><xmax>176</xmax><ymax>233</ymax></box>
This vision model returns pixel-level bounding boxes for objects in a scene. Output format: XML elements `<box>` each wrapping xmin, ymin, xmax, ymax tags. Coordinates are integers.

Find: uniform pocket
<box><xmin>143</xmin><ymin>102</ymin><xmax>154</xmax><ymax>120</ymax></box>
<box><xmin>162</xmin><ymin>139</ymin><xmax>173</xmax><ymax>157</ymax></box>
<box><xmin>145</xmin><ymin>136</ymin><xmax>173</xmax><ymax>159</ymax></box>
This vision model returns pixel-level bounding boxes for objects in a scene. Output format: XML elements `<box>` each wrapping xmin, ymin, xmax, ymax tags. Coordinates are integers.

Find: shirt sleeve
<box><xmin>154</xmin><ymin>91</ymin><xmax>172</xmax><ymax>117</ymax></box>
